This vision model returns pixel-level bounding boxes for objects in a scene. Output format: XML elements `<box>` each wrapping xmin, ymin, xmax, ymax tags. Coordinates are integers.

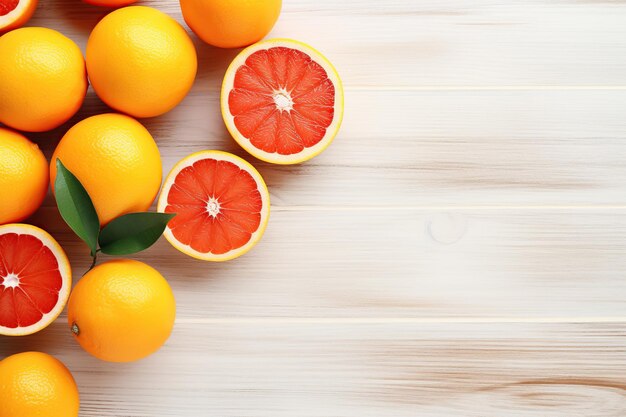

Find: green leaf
<box><xmin>54</xmin><ymin>159</ymin><xmax>100</xmax><ymax>255</ymax></box>
<box><xmin>98</xmin><ymin>212</ymin><xmax>175</xmax><ymax>255</ymax></box>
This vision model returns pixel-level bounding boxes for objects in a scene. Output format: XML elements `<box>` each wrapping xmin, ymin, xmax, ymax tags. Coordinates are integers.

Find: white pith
<box><xmin>273</xmin><ymin>88</ymin><xmax>294</xmax><ymax>112</ymax></box>
<box><xmin>2</xmin><ymin>273</ymin><xmax>19</xmax><ymax>288</ymax></box>
<box><xmin>0</xmin><ymin>224</ymin><xmax>72</xmax><ymax>336</ymax></box>
<box><xmin>157</xmin><ymin>150</ymin><xmax>271</xmax><ymax>262</ymax></box>
<box><xmin>221</xmin><ymin>39</ymin><xmax>344</xmax><ymax>165</ymax></box>
<box><xmin>206</xmin><ymin>196</ymin><xmax>221</xmax><ymax>218</ymax></box>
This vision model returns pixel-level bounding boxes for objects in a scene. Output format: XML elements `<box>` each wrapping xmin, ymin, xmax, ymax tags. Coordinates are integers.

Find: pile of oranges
<box><xmin>0</xmin><ymin>0</ymin><xmax>344</xmax><ymax>415</ymax></box>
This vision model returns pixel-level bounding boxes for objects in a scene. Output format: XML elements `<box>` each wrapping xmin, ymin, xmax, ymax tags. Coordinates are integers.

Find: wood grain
<box><xmin>26</xmin><ymin>0</ymin><xmax>626</xmax><ymax>207</ymax></box>
<box><xmin>29</xmin><ymin>0</ymin><xmax>626</xmax><ymax>87</ymax></box>
<box><xmin>27</xmin><ymin>206</ymin><xmax>626</xmax><ymax>320</ymax></box>
<box><xmin>2</xmin><ymin>0</ymin><xmax>626</xmax><ymax>416</ymax></box>
<box><xmin>2</xmin><ymin>322</ymin><xmax>625</xmax><ymax>417</ymax></box>
<box><xmin>32</xmin><ymin>88</ymin><xmax>626</xmax><ymax>207</ymax></box>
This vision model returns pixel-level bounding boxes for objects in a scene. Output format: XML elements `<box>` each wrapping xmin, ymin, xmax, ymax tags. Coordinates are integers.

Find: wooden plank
<box><xmin>2</xmin><ymin>322</ymin><xmax>625</xmax><ymax>416</ymax></box>
<box><xmin>4</xmin><ymin>1</ymin><xmax>626</xmax><ymax>416</ymax></box>
<box><xmin>27</xmin><ymin>0</ymin><xmax>626</xmax><ymax>87</ymax></box>
<box><xmin>33</xmin><ymin>89</ymin><xmax>626</xmax><ymax>207</ymax></box>
<box><xmin>28</xmin><ymin>207</ymin><xmax>626</xmax><ymax>320</ymax></box>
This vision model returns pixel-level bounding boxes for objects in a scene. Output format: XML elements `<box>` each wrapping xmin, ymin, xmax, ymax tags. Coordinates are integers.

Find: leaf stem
<box><xmin>84</xmin><ymin>251</ymin><xmax>98</xmax><ymax>276</ymax></box>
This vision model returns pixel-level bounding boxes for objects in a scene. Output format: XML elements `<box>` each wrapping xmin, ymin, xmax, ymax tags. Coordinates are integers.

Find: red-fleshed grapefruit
<box><xmin>0</xmin><ymin>224</ymin><xmax>71</xmax><ymax>336</ymax></box>
<box><xmin>221</xmin><ymin>38</ymin><xmax>344</xmax><ymax>164</ymax></box>
<box><xmin>158</xmin><ymin>151</ymin><xmax>270</xmax><ymax>261</ymax></box>
<box><xmin>0</xmin><ymin>0</ymin><xmax>37</xmax><ymax>33</ymax></box>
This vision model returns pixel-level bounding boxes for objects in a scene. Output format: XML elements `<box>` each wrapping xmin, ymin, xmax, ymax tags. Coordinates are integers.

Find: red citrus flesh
<box><xmin>162</xmin><ymin>156</ymin><xmax>265</xmax><ymax>256</ymax></box>
<box><xmin>0</xmin><ymin>0</ymin><xmax>38</xmax><ymax>33</ymax></box>
<box><xmin>0</xmin><ymin>0</ymin><xmax>19</xmax><ymax>16</ymax></box>
<box><xmin>228</xmin><ymin>46</ymin><xmax>336</xmax><ymax>155</ymax></box>
<box><xmin>0</xmin><ymin>232</ymin><xmax>63</xmax><ymax>329</ymax></box>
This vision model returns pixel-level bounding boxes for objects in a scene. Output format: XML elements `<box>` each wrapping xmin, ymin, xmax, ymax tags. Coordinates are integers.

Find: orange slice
<box><xmin>158</xmin><ymin>151</ymin><xmax>270</xmax><ymax>261</ymax></box>
<box><xmin>0</xmin><ymin>0</ymin><xmax>37</xmax><ymax>33</ymax></box>
<box><xmin>0</xmin><ymin>224</ymin><xmax>71</xmax><ymax>336</ymax></box>
<box><xmin>221</xmin><ymin>38</ymin><xmax>344</xmax><ymax>164</ymax></box>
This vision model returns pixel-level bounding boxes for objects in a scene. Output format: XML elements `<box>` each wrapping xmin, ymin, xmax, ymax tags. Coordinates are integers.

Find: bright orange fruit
<box><xmin>180</xmin><ymin>0</ymin><xmax>281</xmax><ymax>48</ymax></box>
<box><xmin>0</xmin><ymin>128</ymin><xmax>48</xmax><ymax>225</ymax></box>
<box><xmin>0</xmin><ymin>27</ymin><xmax>87</xmax><ymax>132</ymax></box>
<box><xmin>86</xmin><ymin>6</ymin><xmax>197</xmax><ymax>118</ymax></box>
<box><xmin>68</xmin><ymin>259</ymin><xmax>176</xmax><ymax>362</ymax></box>
<box><xmin>0</xmin><ymin>352</ymin><xmax>79</xmax><ymax>417</ymax></box>
<box><xmin>50</xmin><ymin>113</ymin><xmax>162</xmax><ymax>226</ymax></box>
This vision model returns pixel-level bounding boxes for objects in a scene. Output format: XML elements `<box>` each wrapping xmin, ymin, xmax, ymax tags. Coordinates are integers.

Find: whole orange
<box><xmin>50</xmin><ymin>113</ymin><xmax>162</xmax><ymax>226</ymax></box>
<box><xmin>0</xmin><ymin>128</ymin><xmax>48</xmax><ymax>224</ymax></box>
<box><xmin>0</xmin><ymin>27</ymin><xmax>87</xmax><ymax>132</ymax></box>
<box><xmin>0</xmin><ymin>352</ymin><xmax>79</xmax><ymax>417</ymax></box>
<box><xmin>180</xmin><ymin>0</ymin><xmax>282</xmax><ymax>48</ymax></box>
<box><xmin>86</xmin><ymin>6</ymin><xmax>197</xmax><ymax>118</ymax></box>
<box><xmin>67</xmin><ymin>259</ymin><xmax>176</xmax><ymax>362</ymax></box>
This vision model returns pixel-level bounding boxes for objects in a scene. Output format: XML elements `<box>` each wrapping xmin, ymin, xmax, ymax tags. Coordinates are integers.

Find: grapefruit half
<box><xmin>0</xmin><ymin>224</ymin><xmax>71</xmax><ymax>336</ymax></box>
<box><xmin>158</xmin><ymin>151</ymin><xmax>270</xmax><ymax>261</ymax></box>
<box><xmin>0</xmin><ymin>0</ymin><xmax>37</xmax><ymax>33</ymax></box>
<box><xmin>221</xmin><ymin>38</ymin><xmax>344</xmax><ymax>164</ymax></box>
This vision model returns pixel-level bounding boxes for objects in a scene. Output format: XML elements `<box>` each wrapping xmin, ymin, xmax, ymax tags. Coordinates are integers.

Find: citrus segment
<box><xmin>158</xmin><ymin>151</ymin><xmax>270</xmax><ymax>261</ymax></box>
<box><xmin>221</xmin><ymin>39</ymin><xmax>344</xmax><ymax>164</ymax></box>
<box><xmin>0</xmin><ymin>0</ymin><xmax>19</xmax><ymax>15</ymax></box>
<box><xmin>0</xmin><ymin>224</ymin><xmax>71</xmax><ymax>336</ymax></box>
<box><xmin>0</xmin><ymin>0</ymin><xmax>37</xmax><ymax>33</ymax></box>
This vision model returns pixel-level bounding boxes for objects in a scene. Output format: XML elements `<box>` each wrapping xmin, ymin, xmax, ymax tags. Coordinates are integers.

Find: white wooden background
<box><xmin>2</xmin><ymin>0</ymin><xmax>626</xmax><ymax>415</ymax></box>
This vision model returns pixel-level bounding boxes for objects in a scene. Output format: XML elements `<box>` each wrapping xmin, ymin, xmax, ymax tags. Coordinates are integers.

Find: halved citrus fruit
<box><xmin>221</xmin><ymin>38</ymin><xmax>344</xmax><ymax>164</ymax></box>
<box><xmin>158</xmin><ymin>151</ymin><xmax>270</xmax><ymax>261</ymax></box>
<box><xmin>0</xmin><ymin>224</ymin><xmax>71</xmax><ymax>336</ymax></box>
<box><xmin>0</xmin><ymin>0</ymin><xmax>37</xmax><ymax>33</ymax></box>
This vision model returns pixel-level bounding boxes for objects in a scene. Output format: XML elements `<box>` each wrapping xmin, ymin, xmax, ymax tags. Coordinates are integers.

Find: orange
<box><xmin>0</xmin><ymin>128</ymin><xmax>48</xmax><ymax>224</ymax></box>
<box><xmin>0</xmin><ymin>352</ymin><xmax>79</xmax><ymax>417</ymax></box>
<box><xmin>82</xmin><ymin>0</ymin><xmax>136</xmax><ymax>7</ymax></box>
<box><xmin>0</xmin><ymin>27</ymin><xmax>87</xmax><ymax>132</ymax></box>
<box><xmin>50</xmin><ymin>113</ymin><xmax>162</xmax><ymax>226</ymax></box>
<box><xmin>0</xmin><ymin>224</ymin><xmax>72</xmax><ymax>336</ymax></box>
<box><xmin>67</xmin><ymin>259</ymin><xmax>176</xmax><ymax>362</ymax></box>
<box><xmin>0</xmin><ymin>0</ymin><xmax>38</xmax><ymax>33</ymax></box>
<box><xmin>180</xmin><ymin>0</ymin><xmax>281</xmax><ymax>48</ymax></box>
<box><xmin>221</xmin><ymin>39</ymin><xmax>344</xmax><ymax>164</ymax></box>
<box><xmin>86</xmin><ymin>6</ymin><xmax>197</xmax><ymax>118</ymax></box>
<box><xmin>158</xmin><ymin>150</ymin><xmax>270</xmax><ymax>261</ymax></box>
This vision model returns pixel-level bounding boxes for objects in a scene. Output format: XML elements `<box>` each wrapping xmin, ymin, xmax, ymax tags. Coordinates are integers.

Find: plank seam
<box><xmin>188</xmin><ymin>86</ymin><xmax>626</xmax><ymax>92</ymax></box>
<box><xmin>345</xmin><ymin>86</ymin><xmax>626</xmax><ymax>91</ymax></box>
<box><xmin>173</xmin><ymin>317</ymin><xmax>626</xmax><ymax>324</ymax></box>
<box><xmin>270</xmin><ymin>205</ymin><xmax>626</xmax><ymax>211</ymax></box>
